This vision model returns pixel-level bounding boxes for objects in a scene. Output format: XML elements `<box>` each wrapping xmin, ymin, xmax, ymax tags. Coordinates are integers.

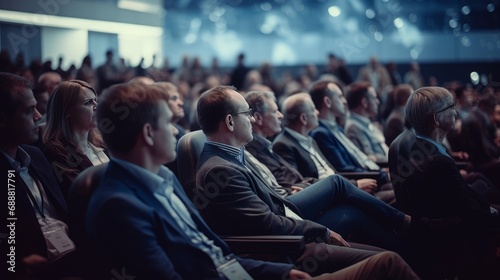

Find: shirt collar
<box><xmin>111</xmin><ymin>157</ymin><xmax>174</xmax><ymax>194</ymax></box>
<box><xmin>415</xmin><ymin>135</ymin><xmax>451</xmax><ymax>158</ymax></box>
<box><xmin>0</xmin><ymin>146</ymin><xmax>31</xmax><ymax>173</ymax></box>
<box><xmin>205</xmin><ymin>141</ymin><xmax>246</xmax><ymax>165</ymax></box>
<box><xmin>319</xmin><ymin>119</ymin><xmax>338</xmax><ymax>131</ymax></box>
<box><xmin>350</xmin><ymin>112</ymin><xmax>371</xmax><ymax>126</ymax></box>
<box><xmin>285</xmin><ymin>127</ymin><xmax>311</xmax><ymax>147</ymax></box>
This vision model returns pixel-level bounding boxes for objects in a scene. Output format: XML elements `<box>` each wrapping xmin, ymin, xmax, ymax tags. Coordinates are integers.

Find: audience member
<box><xmin>384</xmin><ymin>84</ymin><xmax>413</xmax><ymax>145</ymax></box>
<box><xmin>195</xmin><ymin>85</ymin><xmax>404</xmax><ymax>276</ymax></box>
<box><xmin>386</xmin><ymin>62</ymin><xmax>402</xmax><ymax>86</ymax></box>
<box><xmin>462</xmin><ymin>93</ymin><xmax>500</xmax><ymax>188</ymax></box>
<box><xmin>0</xmin><ymin>73</ymin><xmax>79</xmax><ymax>279</ymax></box>
<box><xmin>308</xmin><ymin>81</ymin><xmax>394</xmax><ymax>200</ymax></box>
<box><xmin>357</xmin><ymin>57</ymin><xmax>391</xmax><ymax>95</ymax></box>
<box><xmin>393</xmin><ymin>86</ymin><xmax>500</xmax><ymax>278</ymax></box>
<box><xmin>273</xmin><ymin>92</ymin><xmax>395</xmax><ymax>204</ymax></box>
<box><xmin>42</xmin><ymin>80</ymin><xmax>108</xmax><ymax>197</ymax></box>
<box><xmin>37</xmin><ymin>71</ymin><xmax>62</xmax><ymax>95</ymax></box>
<box><xmin>85</xmin><ymin>82</ymin><xmax>419</xmax><ymax>279</ymax></box>
<box><xmin>244</xmin><ymin>90</ymin><xmax>410</xmax><ymax>250</ymax></box>
<box><xmin>96</xmin><ymin>50</ymin><xmax>123</xmax><ymax>93</ymax></box>
<box><xmin>76</xmin><ymin>55</ymin><xmax>97</xmax><ymax>89</ymax></box>
<box><xmin>154</xmin><ymin>81</ymin><xmax>187</xmax><ymax>177</ymax></box>
<box><xmin>345</xmin><ymin>82</ymin><xmax>389</xmax><ymax>162</ymax></box>
<box><xmin>404</xmin><ymin>62</ymin><xmax>424</xmax><ymax>90</ymax></box>
<box><xmin>230</xmin><ymin>53</ymin><xmax>250</xmax><ymax>91</ymax></box>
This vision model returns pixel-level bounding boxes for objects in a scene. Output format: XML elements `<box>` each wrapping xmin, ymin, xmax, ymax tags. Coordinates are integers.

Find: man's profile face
<box><xmin>259</xmin><ymin>98</ymin><xmax>283</xmax><ymax>138</ymax></box>
<box><xmin>328</xmin><ymin>83</ymin><xmax>346</xmax><ymax>117</ymax></box>
<box><xmin>4</xmin><ymin>87</ymin><xmax>42</xmax><ymax>145</ymax></box>
<box><xmin>229</xmin><ymin>90</ymin><xmax>255</xmax><ymax>146</ymax></box>
<box><xmin>151</xmin><ymin>101</ymin><xmax>179</xmax><ymax>165</ymax></box>
<box><xmin>167</xmin><ymin>90</ymin><xmax>185</xmax><ymax>123</ymax></box>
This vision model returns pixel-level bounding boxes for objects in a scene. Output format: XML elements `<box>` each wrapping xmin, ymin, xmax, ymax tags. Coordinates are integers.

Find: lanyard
<box><xmin>21</xmin><ymin>172</ymin><xmax>48</xmax><ymax>223</ymax></box>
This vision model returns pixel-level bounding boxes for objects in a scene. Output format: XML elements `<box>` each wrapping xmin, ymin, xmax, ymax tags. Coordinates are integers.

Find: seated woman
<box><xmin>43</xmin><ymin>80</ymin><xmax>108</xmax><ymax>197</ymax></box>
<box><xmin>394</xmin><ymin>86</ymin><xmax>500</xmax><ymax>279</ymax></box>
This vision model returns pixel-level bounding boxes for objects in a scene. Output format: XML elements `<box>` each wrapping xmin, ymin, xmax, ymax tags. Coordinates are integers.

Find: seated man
<box><xmin>344</xmin><ymin>82</ymin><xmax>389</xmax><ymax>163</ymax></box>
<box><xmin>86</xmin><ymin>82</ymin><xmax>418</xmax><ymax>279</ymax></box>
<box><xmin>244</xmin><ymin>90</ymin><xmax>408</xmax><ymax>249</ymax></box>
<box><xmin>307</xmin><ymin>81</ymin><xmax>393</xmax><ymax>199</ymax></box>
<box><xmin>392</xmin><ymin>86</ymin><xmax>500</xmax><ymax>279</ymax></box>
<box><xmin>194</xmin><ymin>85</ymin><xmax>414</xmax><ymax>276</ymax></box>
<box><xmin>272</xmin><ymin>92</ymin><xmax>395</xmax><ymax>204</ymax></box>
<box><xmin>0</xmin><ymin>73</ymin><xmax>79</xmax><ymax>279</ymax></box>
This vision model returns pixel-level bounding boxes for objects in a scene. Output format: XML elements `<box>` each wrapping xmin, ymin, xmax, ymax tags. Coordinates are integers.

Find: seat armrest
<box><xmin>221</xmin><ymin>235</ymin><xmax>305</xmax><ymax>255</ymax></box>
<box><xmin>375</xmin><ymin>161</ymin><xmax>389</xmax><ymax>168</ymax></box>
<box><xmin>338</xmin><ymin>171</ymin><xmax>380</xmax><ymax>180</ymax></box>
<box><xmin>455</xmin><ymin>161</ymin><xmax>469</xmax><ymax>169</ymax></box>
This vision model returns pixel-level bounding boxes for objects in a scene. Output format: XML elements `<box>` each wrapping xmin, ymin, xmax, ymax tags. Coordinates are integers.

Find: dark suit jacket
<box><xmin>0</xmin><ymin>145</ymin><xmax>69</xmax><ymax>271</ymax></box>
<box><xmin>245</xmin><ymin>134</ymin><xmax>312</xmax><ymax>188</ymax></box>
<box><xmin>272</xmin><ymin>129</ymin><xmax>336</xmax><ymax>179</ymax></box>
<box><xmin>87</xmin><ymin>160</ymin><xmax>292</xmax><ymax>279</ymax></box>
<box><xmin>196</xmin><ymin>143</ymin><xmax>328</xmax><ymax>243</ymax></box>
<box><xmin>395</xmin><ymin>136</ymin><xmax>497</xmax><ymax>230</ymax></box>
<box><xmin>310</xmin><ymin>121</ymin><xmax>366</xmax><ymax>173</ymax></box>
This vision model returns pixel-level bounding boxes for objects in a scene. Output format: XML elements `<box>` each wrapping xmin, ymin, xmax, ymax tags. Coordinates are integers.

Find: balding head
<box><xmin>282</xmin><ymin>92</ymin><xmax>318</xmax><ymax>134</ymax></box>
<box><xmin>37</xmin><ymin>71</ymin><xmax>62</xmax><ymax>94</ymax></box>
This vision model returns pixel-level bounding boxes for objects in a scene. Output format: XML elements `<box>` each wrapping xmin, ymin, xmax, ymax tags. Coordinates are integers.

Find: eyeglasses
<box><xmin>434</xmin><ymin>102</ymin><xmax>455</xmax><ymax>114</ymax></box>
<box><xmin>232</xmin><ymin>108</ymin><xmax>253</xmax><ymax>118</ymax></box>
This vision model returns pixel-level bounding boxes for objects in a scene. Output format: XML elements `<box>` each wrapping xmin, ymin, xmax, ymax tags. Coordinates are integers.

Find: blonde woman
<box><xmin>43</xmin><ymin>80</ymin><xmax>108</xmax><ymax>196</ymax></box>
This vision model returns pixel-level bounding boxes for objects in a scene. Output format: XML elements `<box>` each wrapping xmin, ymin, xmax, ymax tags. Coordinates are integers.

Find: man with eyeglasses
<box><xmin>391</xmin><ymin>86</ymin><xmax>500</xmax><ymax>279</ymax></box>
<box><xmin>195</xmin><ymin>85</ymin><xmax>420</xmax><ymax>277</ymax></box>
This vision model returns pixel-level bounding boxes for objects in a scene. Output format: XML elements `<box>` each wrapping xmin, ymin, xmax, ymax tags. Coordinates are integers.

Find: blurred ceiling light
<box><xmin>487</xmin><ymin>3</ymin><xmax>496</xmax><ymax>12</ymax></box>
<box><xmin>394</xmin><ymin>18</ymin><xmax>404</xmax><ymax>28</ymax></box>
<box><xmin>470</xmin><ymin>71</ymin><xmax>479</xmax><ymax>85</ymax></box>
<box><xmin>463</xmin><ymin>23</ymin><xmax>471</xmax><ymax>32</ymax></box>
<box><xmin>328</xmin><ymin>6</ymin><xmax>341</xmax><ymax>17</ymax></box>
<box><xmin>365</xmin><ymin>9</ymin><xmax>375</xmax><ymax>19</ymax></box>
<box><xmin>0</xmin><ymin>10</ymin><xmax>162</xmax><ymax>37</ymax></box>
<box><xmin>449</xmin><ymin>19</ymin><xmax>458</xmax><ymax>28</ymax></box>
<box><xmin>461</xmin><ymin>36</ymin><xmax>471</xmax><ymax>47</ymax></box>
<box><xmin>461</xmin><ymin>6</ymin><xmax>471</xmax><ymax>15</ymax></box>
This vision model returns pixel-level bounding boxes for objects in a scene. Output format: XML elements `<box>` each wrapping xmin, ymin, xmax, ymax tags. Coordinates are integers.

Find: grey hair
<box><xmin>405</xmin><ymin>86</ymin><xmax>451</xmax><ymax>135</ymax></box>
<box><xmin>245</xmin><ymin>91</ymin><xmax>276</xmax><ymax>114</ymax></box>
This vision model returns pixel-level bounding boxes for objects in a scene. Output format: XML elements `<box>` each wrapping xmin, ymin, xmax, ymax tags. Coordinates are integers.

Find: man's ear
<box><xmin>225</xmin><ymin>114</ymin><xmax>235</xmax><ymax>132</ymax></box>
<box><xmin>300</xmin><ymin>112</ymin><xmax>307</xmax><ymax>125</ymax></box>
<box><xmin>252</xmin><ymin>112</ymin><xmax>263</xmax><ymax>125</ymax></box>
<box><xmin>142</xmin><ymin>123</ymin><xmax>155</xmax><ymax>146</ymax></box>
<box><xmin>361</xmin><ymin>97</ymin><xmax>368</xmax><ymax>108</ymax></box>
<box><xmin>324</xmin><ymin>96</ymin><xmax>332</xmax><ymax>109</ymax></box>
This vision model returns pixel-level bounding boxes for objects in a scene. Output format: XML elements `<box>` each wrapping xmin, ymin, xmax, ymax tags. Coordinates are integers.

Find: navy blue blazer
<box><xmin>0</xmin><ymin>145</ymin><xmax>68</xmax><ymax>270</ymax></box>
<box><xmin>196</xmin><ymin>143</ymin><xmax>328</xmax><ymax>243</ymax></box>
<box><xmin>310</xmin><ymin>121</ymin><xmax>366</xmax><ymax>173</ymax></box>
<box><xmin>86</xmin><ymin>160</ymin><xmax>292</xmax><ymax>279</ymax></box>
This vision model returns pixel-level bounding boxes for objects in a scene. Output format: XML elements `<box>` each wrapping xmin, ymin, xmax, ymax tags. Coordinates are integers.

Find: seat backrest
<box><xmin>176</xmin><ymin>130</ymin><xmax>206</xmax><ymax>201</ymax></box>
<box><xmin>68</xmin><ymin>163</ymin><xmax>110</xmax><ymax>279</ymax></box>
<box><xmin>388</xmin><ymin>129</ymin><xmax>415</xmax><ymax>213</ymax></box>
